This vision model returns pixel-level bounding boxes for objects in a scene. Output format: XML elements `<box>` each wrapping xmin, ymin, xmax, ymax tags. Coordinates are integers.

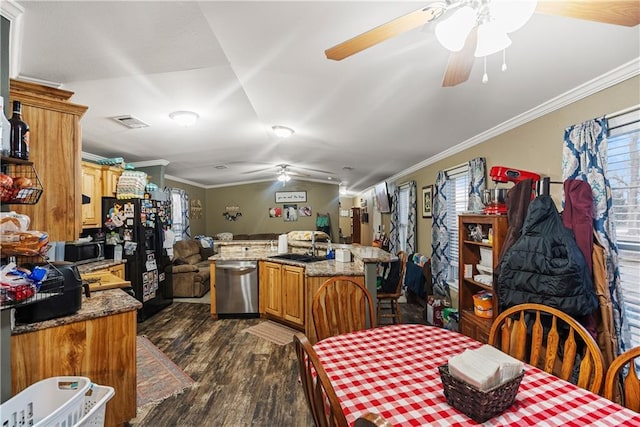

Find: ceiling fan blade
<box><xmin>325</xmin><ymin>4</ymin><xmax>446</xmax><ymax>61</ymax></box>
<box><xmin>442</xmin><ymin>26</ymin><xmax>478</xmax><ymax>87</ymax></box>
<box><xmin>535</xmin><ymin>1</ymin><xmax>640</xmax><ymax>27</ymax></box>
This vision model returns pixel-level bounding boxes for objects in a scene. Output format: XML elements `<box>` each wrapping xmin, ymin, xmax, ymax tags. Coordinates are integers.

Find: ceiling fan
<box><xmin>325</xmin><ymin>0</ymin><xmax>640</xmax><ymax>87</ymax></box>
<box><xmin>243</xmin><ymin>163</ymin><xmax>334</xmax><ymax>179</ymax></box>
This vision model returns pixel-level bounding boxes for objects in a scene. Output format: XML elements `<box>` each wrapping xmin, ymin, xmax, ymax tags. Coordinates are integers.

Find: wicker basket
<box><xmin>439</xmin><ymin>364</ymin><xmax>524</xmax><ymax>423</ymax></box>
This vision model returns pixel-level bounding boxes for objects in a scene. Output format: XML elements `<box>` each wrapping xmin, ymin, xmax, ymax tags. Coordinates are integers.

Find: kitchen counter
<box><xmin>75</xmin><ymin>259</ymin><xmax>126</xmax><ymax>274</ymax></box>
<box><xmin>12</xmin><ymin>288</ymin><xmax>141</xmax><ymax>335</ymax></box>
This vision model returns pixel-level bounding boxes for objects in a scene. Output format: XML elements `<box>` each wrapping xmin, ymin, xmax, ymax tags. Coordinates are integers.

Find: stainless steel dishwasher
<box><xmin>215</xmin><ymin>260</ymin><xmax>259</xmax><ymax>317</ymax></box>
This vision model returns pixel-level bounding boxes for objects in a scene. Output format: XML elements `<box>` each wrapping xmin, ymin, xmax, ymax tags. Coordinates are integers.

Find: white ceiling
<box><xmin>8</xmin><ymin>1</ymin><xmax>640</xmax><ymax>193</ymax></box>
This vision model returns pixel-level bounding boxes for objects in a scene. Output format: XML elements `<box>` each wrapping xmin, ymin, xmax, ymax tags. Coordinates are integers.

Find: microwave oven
<box><xmin>64</xmin><ymin>241</ymin><xmax>105</xmax><ymax>264</ymax></box>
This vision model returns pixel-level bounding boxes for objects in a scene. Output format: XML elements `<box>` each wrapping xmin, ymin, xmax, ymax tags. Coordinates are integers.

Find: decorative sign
<box><xmin>422</xmin><ymin>185</ymin><xmax>433</xmax><ymax>218</ymax></box>
<box><xmin>275</xmin><ymin>191</ymin><xmax>307</xmax><ymax>203</ymax></box>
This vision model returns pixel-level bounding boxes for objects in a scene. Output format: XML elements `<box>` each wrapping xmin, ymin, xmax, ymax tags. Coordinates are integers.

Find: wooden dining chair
<box><xmin>603</xmin><ymin>346</ymin><xmax>640</xmax><ymax>411</ymax></box>
<box><xmin>488</xmin><ymin>303</ymin><xmax>605</xmax><ymax>394</ymax></box>
<box><xmin>376</xmin><ymin>251</ymin><xmax>407</xmax><ymax>325</ymax></box>
<box><xmin>293</xmin><ymin>333</ymin><xmax>348</xmax><ymax>427</ymax></box>
<box><xmin>312</xmin><ymin>276</ymin><xmax>375</xmax><ymax>341</ymax></box>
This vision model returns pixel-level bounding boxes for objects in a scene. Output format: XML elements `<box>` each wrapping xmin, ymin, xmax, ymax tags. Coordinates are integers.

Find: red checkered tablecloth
<box><xmin>313</xmin><ymin>324</ymin><xmax>640</xmax><ymax>426</ymax></box>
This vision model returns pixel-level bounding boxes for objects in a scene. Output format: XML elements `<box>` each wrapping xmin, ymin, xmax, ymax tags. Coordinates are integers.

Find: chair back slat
<box><xmin>544</xmin><ymin>317</ymin><xmax>560</xmax><ymax>373</ymax></box>
<box><xmin>623</xmin><ymin>362</ymin><xmax>639</xmax><ymax>411</ymax></box>
<box><xmin>514</xmin><ymin>312</ymin><xmax>527</xmax><ymax>361</ymax></box>
<box><xmin>530</xmin><ymin>311</ymin><xmax>543</xmax><ymax>366</ymax></box>
<box><xmin>489</xmin><ymin>303</ymin><xmax>604</xmax><ymax>394</ymax></box>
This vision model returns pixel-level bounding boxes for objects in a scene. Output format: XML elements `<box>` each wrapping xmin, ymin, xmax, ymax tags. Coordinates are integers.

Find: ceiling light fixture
<box><xmin>435</xmin><ymin>0</ymin><xmax>536</xmax><ymax>82</ymax></box>
<box><xmin>277</xmin><ymin>172</ymin><xmax>291</xmax><ymax>182</ymax></box>
<box><xmin>272</xmin><ymin>125</ymin><xmax>295</xmax><ymax>138</ymax></box>
<box><xmin>169</xmin><ymin>110</ymin><xmax>199</xmax><ymax>127</ymax></box>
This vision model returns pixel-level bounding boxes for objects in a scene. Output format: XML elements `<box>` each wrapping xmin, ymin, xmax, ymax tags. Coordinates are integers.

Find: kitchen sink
<box><xmin>269</xmin><ymin>253</ymin><xmax>326</xmax><ymax>263</ymax></box>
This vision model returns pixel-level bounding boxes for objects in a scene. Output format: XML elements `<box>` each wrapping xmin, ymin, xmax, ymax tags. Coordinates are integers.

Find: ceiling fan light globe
<box><xmin>489</xmin><ymin>0</ymin><xmax>537</xmax><ymax>33</ymax></box>
<box><xmin>435</xmin><ymin>6</ymin><xmax>476</xmax><ymax>52</ymax></box>
<box><xmin>277</xmin><ymin>173</ymin><xmax>291</xmax><ymax>182</ymax></box>
<box><xmin>272</xmin><ymin>125</ymin><xmax>295</xmax><ymax>138</ymax></box>
<box><xmin>475</xmin><ymin>22</ymin><xmax>512</xmax><ymax>57</ymax></box>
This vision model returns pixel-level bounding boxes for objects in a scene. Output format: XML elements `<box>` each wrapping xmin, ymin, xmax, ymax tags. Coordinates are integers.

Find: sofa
<box><xmin>168</xmin><ymin>239</ymin><xmax>214</xmax><ymax>297</ymax></box>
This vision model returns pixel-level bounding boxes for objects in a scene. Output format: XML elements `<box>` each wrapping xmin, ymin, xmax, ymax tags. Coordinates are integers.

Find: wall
<box><xmin>205</xmin><ymin>180</ymin><xmax>340</xmax><ymax>239</ymax></box>
<box><xmin>388</xmin><ymin>76</ymin><xmax>640</xmax><ymax>258</ymax></box>
<box><xmin>338</xmin><ymin>196</ymin><xmax>353</xmax><ymax>241</ymax></box>
<box><xmin>165</xmin><ymin>178</ymin><xmax>207</xmax><ymax>237</ymax></box>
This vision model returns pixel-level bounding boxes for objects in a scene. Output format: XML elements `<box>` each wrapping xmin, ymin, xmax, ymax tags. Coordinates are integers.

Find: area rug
<box><xmin>136</xmin><ymin>335</ymin><xmax>197</xmax><ymax>408</ymax></box>
<box><xmin>242</xmin><ymin>320</ymin><xmax>298</xmax><ymax>345</ymax></box>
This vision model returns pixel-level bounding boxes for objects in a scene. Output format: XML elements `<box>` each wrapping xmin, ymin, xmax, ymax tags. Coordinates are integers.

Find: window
<box><xmin>445</xmin><ymin>165</ymin><xmax>470</xmax><ymax>289</ymax></box>
<box><xmin>607</xmin><ymin>107</ymin><xmax>640</xmax><ymax>349</ymax></box>
<box><xmin>171</xmin><ymin>189</ymin><xmax>189</xmax><ymax>241</ymax></box>
<box><xmin>397</xmin><ymin>185</ymin><xmax>410</xmax><ymax>253</ymax></box>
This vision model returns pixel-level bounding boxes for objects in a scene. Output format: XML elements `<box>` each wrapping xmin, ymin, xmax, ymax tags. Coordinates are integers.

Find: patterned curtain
<box><xmin>170</xmin><ymin>188</ymin><xmax>190</xmax><ymax>240</ymax></box>
<box><xmin>562</xmin><ymin>116</ymin><xmax>631</xmax><ymax>354</ymax></box>
<box><xmin>431</xmin><ymin>171</ymin><xmax>449</xmax><ymax>298</ymax></box>
<box><xmin>406</xmin><ymin>181</ymin><xmax>417</xmax><ymax>254</ymax></box>
<box><xmin>468</xmin><ymin>157</ymin><xmax>486</xmax><ymax>212</ymax></box>
<box><xmin>388</xmin><ymin>185</ymin><xmax>400</xmax><ymax>254</ymax></box>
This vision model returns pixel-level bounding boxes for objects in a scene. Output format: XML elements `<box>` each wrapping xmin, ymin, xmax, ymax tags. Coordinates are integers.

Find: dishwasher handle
<box><xmin>217</xmin><ymin>265</ymin><xmax>256</xmax><ymax>273</ymax></box>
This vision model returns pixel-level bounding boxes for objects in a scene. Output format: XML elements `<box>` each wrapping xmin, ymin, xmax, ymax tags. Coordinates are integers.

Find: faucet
<box><xmin>309</xmin><ymin>232</ymin><xmax>316</xmax><ymax>257</ymax></box>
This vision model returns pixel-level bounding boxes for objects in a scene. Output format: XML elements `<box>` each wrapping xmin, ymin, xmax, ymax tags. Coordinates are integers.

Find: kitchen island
<box><xmin>209</xmin><ymin>245</ymin><xmax>393</xmax><ymax>343</ymax></box>
<box><xmin>11</xmin><ymin>289</ymin><xmax>140</xmax><ymax>426</ymax></box>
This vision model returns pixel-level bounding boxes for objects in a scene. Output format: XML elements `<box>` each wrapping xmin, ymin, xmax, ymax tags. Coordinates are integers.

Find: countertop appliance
<box><xmin>64</xmin><ymin>240</ymin><xmax>104</xmax><ymax>264</ymax></box>
<box><xmin>102</xmin><ymin>197</ymin><xmax>173</xmax><ymax>322</ymax></box>
<box><xmin>484</xmin><ymin>166</ymin><xmax>541</xmax><ymax>215</ymax></box>
<box><xmin>215</xmin><ymin>260</ymin><xmax>259</xmax><ymax>317</ymax></box>
<box><xmin>15</xmin><ymin>262</ymin><xmax>88</xmax><ymax>324</ymax></box>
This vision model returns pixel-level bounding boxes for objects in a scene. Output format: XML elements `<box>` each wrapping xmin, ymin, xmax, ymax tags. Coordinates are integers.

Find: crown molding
<box><xmin>383</xmin><ymin>58</ymin><xmax>640</xmax><ymax>188</ymax></box>
<box><xmin>130</xmin><ymin>159</ymin><xmax>170</xmax><ymax>167</ymax></box>
<box><xmin>81</xmin><ymin>151</ymin><xmax>108</xmax><ymax>162</ymax></box>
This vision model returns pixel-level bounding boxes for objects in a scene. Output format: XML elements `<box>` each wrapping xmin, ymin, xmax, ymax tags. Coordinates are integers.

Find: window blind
<box><xmin>607</xmin><ymin>107</ymin><xmax>640</xmax><ymax>349</ymax></box>
<box><xmin>446</xmin><ymin>165</ymin><xmax>469</xmax><ymax>287</ymax></box>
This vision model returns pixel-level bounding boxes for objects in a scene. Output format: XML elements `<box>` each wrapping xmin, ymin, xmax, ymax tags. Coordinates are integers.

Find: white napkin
<box><xmin>448</xmin><ymin>345</ymin><xmax>524</xmax><ymax>391</ymax></box>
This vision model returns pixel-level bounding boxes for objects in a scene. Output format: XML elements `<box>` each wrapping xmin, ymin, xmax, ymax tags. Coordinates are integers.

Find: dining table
<box><xmin>313</xmin><ymin>324</ymin><xmax>640</xmax><ymax>426</ymax></box>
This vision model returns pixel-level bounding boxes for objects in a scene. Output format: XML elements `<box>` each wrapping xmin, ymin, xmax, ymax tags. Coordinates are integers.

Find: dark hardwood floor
<box><xmin>131</xmin><ymin>299</ymin><xmax>427</xmax><ymax>426</ymax></box>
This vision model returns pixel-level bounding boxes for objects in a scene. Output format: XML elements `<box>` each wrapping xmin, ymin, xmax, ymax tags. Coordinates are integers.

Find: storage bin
<box><xmin>0</xmin><ymin>376</ymin><xmax>91</xmax><ymax>427</ymax></box>
<box><xmin>473</xmin><ymin>291</ymin><xmax>493</xmax><ymax>318</ymax></box>
<box><xmin>76</xmin><ymin>384</ymin><xmax>115</xmax><ymax>427</ymax></box>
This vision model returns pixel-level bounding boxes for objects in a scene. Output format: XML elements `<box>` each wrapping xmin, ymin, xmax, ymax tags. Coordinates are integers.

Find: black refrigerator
<box><xmin>102</xmin><ymin>196</ymin><xmax>173</xmax><ymax>322</ymax></box>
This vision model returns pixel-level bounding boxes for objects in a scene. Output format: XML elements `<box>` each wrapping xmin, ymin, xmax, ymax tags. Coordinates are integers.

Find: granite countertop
<box><xmin>76</xmin><ymin>259</ymin><xmax>127</xmax><ymax>274</ymax></box>
<box><xmin>209</xmin><ymin>244</ymin><xmax>392</xmax><ymax>277</ymax></box>
<box><xmin>12</xmin><ymin>288</ymin><xmax>141</xmax><ymax>335</ymax></box>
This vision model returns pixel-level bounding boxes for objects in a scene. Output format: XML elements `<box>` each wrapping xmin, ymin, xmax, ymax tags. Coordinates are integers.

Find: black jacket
<box><xmin>497</xmin><ymin>195</ymin><xmax>598</xmax><ymax>317</ymax></box>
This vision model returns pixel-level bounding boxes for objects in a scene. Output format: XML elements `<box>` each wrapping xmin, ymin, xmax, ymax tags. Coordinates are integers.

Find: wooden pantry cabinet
<box><xmin>9</xmin><ymin>79</ymin><xmax>88</xmax><ymax>241</ymax></box>
<box><xmin>457</xmin><ymin>214</ymin><xmax>508</xmax><ymax>344</ymax></box>
<box><xmin>258</xmin><ymin>261</ymin><xmax>305</xmax><ymax>328</ymax></box>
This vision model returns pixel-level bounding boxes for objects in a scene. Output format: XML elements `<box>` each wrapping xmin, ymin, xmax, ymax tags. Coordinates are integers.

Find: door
<box><xmin>351</xmin><ymin>207</ymin><xmax>361</xmax><ymax>244</ymax></box>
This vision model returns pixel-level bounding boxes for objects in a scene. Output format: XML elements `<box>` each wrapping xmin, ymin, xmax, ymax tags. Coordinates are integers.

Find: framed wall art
<box><xmin>275</xmin><ymin>191</ymin><xmax>307</xmax><ymax>203</ymax></box>
<box><xmin>422</xmin><ymin>185</ymin><xmax>433</xmax><ymax>218</ymax></box>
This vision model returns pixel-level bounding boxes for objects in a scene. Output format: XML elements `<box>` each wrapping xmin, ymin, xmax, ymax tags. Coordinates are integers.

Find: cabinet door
<box><xmin>102</xmin><ymin>166</ymin><xmax>121</xmax><ymax>198</ymax></box>
<box><xmin>282</xmin><ymin>265</ymin><xmax>305</xmax><ymax>326</ymax></box>
<box><xmin>262</xmin><ymin>262</ymin><xmax>283</xmax><ymax>317</ymax></box>
<box><xmin>81</xmin><ymin>162</ymin><xmax>102</xmax><ymax>228</ymax></box>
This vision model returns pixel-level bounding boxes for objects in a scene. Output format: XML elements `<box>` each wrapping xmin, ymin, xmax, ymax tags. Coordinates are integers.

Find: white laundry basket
<box><xmin>75</xmin><ymin>384</ymin><xmax>115</xmax><ymax>427</ymax></box>
<box><xmin>0</xmin><ymin>376</ymin><xmax>91</xmax><ymax>427</ymax></box>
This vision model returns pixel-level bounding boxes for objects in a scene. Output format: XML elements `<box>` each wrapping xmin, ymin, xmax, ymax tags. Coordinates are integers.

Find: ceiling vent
<box><xmin>111</xmin><ymin>115</ymin><xmax>150</xmax><ymax>129</ymax></box>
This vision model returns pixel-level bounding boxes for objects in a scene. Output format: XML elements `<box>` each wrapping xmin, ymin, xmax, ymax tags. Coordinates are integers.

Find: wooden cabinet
<box><xmin>9</xmin><ymin>79</ymin><xmax>87</xmax><ymax>241</ymax></box>
<box><xmin>11</xmin><ymin>309</ymin><xmax>137</xmax><ymax>426</ymax></box>
<box><xmin>258</xmin><ymin>261</ymin><xmax>305</xmax><ymax>328</ymax></box>
<box><xmin>108</xmin><ymin>263</ymin><xmax>125</xmax><ymax>279</ymax></box>
<box><xmin>81</xmin><ymin>161</ymin><xmax>102</xmax><ymax>228</ymax></box>
<box><xmin>458</xmin><ymin>214</ymin><xmax>508</xmax><ymax>343</ymax></box>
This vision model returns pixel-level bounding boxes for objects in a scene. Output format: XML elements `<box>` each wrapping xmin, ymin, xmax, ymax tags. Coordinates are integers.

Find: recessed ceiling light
<box><xmin>272</xmin><ymin>125</ymin><xmax>295</xmax><ymax>138</ymax></box>
<box><xmin>170</xmin><ymin>110</ymin><xmax>199</xmax><ymax>127</ymax></box>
